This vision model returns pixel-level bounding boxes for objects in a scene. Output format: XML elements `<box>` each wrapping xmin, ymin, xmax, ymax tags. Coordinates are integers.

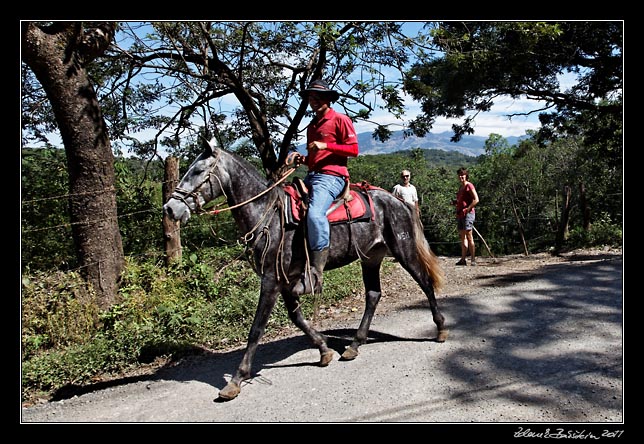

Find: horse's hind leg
<box><xmin>424</xmin><ymin>285</ymin><xmax>448</xmax><ymax>342</ymax></box>
<box><xmin>341</xmin><ymin>261</ymin><xmax>382</xmax><ymax>360</ymax></box>
<box><xmin>282</xmin><ymin>291</ymin><xmax>334</xmax><ymax>366</ymax></box>
<box><xmin>399</xmin><ymin>256</ymin><xmax>448</xmax><ymax>342</ymax></box>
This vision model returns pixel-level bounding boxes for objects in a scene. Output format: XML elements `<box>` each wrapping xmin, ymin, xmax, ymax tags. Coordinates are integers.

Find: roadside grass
<box><xmin>21</xmin><ymin>246</ymin><xmax>375</xmax><ymax>404</ymax></box>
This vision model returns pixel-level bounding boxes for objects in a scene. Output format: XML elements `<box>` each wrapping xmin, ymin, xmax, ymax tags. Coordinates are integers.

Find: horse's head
<box><xmin>163</xmin><ymin>137</ymin><xmax>224</xmax><ymax>224</ymax></box>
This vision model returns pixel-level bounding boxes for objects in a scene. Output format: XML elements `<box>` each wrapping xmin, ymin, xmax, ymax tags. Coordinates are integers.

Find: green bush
<box><xmin>21</xmin><ymin>271</ymin><xmax>100</xmax><ymax>359</ymax></box>
<box><xmin>567</xmin><ymin>215</ymin><xmax>622</xmax><ymax>249</ymax></box>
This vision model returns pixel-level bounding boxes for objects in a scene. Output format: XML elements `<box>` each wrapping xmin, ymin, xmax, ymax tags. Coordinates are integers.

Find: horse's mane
<box><xmin>221</xmin><ymin>149</ymin><xmax>270</xmax><ymax>181</ymax></box>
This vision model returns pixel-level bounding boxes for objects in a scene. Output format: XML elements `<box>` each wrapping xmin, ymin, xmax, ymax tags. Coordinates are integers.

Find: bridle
<box><xmin>170</xmin><ymin>151</ymin><xmax>223</xmax><ymax>215</ymax></box>
<box><xmin>169</xmin><ymin>149</ymin><xmax>296</xmax><ymax>216</ymax></box>
<box><xmin>169</xmin><ymin>148</ymin><xmax>297</xmax><ymax>282</ymax></box>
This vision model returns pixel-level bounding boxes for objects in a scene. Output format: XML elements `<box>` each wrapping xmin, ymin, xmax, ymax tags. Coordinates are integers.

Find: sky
<box><xmin>344</xmin><ymin>21</ymin><xmax>540</xmax><ymax>139</ymax></box>
<box><xmin>122</xmin><ymin>21</ymin><xmax>570</xmax><ymax>146</ymax></box>
<box><xmin>349</xmin><ymin>67</ymin><xmax>582</xmax><ymax>139</ymax></box>
<box><xmin>348</xmin><ymin>21</ymin><xmax>541</xmax><ymax>138</ymax></box>
<box><xmin>24</xmin><ymin>22</ymin><xmax>583</xmax><ymax>151</ymax></box>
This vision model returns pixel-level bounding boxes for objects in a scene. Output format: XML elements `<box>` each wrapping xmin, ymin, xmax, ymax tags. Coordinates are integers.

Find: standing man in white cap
<box><xmin>286</xmin><ymin>79</ymin><xmax>359</xmax><ymax>295</ymax></box>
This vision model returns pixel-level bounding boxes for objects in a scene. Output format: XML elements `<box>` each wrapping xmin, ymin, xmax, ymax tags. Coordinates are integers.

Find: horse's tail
<box><xmin>412</xmin><ymin>212</ymin><xmax>445</xmax><ymax>293</ymax></box>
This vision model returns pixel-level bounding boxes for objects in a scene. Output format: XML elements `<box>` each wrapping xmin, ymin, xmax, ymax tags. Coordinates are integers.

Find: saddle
<box><xmin>283</xmin><ymin>177</ymin><xmax>376</xmax><ymax>227</ymax></box>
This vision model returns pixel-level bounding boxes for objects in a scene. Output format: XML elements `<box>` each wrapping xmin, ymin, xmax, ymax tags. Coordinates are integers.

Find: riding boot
<box><xmin>309</xmin><ymin>248</ymin><xmax>329</xmax><ymax>293</ymax></box>
<box><xmin>290</xmin><ymin>248</ymin><xmax>329</xmax><ymax>296</ymax></box>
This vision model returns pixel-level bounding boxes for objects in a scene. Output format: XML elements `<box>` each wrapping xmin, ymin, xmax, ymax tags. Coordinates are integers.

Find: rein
<box><xmin>196</xmin><ymin>161</ymin><xmax>296</xmax><ymax>283</ymax></box>
<box><xmin>208</xmin><ymin>167</ymin><xmax>296</xmax><ymax>215</ymax></box>
<box><xmin>171</xmin><ymin>152</ymin><xmax>300</xmax><ymax>288</ymax></box>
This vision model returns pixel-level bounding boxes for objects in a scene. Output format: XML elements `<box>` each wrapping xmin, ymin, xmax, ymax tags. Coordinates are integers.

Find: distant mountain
<box><xmin>297</xmin><ymin>130</ymin><xmax>521</xmax><ymax>157</ymax></box>
<box><xmin>354</xmin><ymin>130</ymin><xmax>522</xmax><ymax>157</ymax></box>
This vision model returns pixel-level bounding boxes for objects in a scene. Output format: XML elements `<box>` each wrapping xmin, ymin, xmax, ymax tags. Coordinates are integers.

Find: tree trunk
<box><xmin>579</xmin><ymin>181</ymin><xmax>591</xmax><ymax>231</ymax></box>
<box><xmin>510</xmin><ymin>198</ymin><xmax>529</xmax><ymax>256</ymax></box>
<box><xmin>555</xmin><ymin>185</ymin><xmax>572</xmax><ymax>252</ymax></box>
<box><xmin>22</xmin><ymin>22</ymin><xmax>124</xmax><ymax>309</ymax></box>
<box><xmin>163</xmin><ymin>157</ymin><xmax>182</xmax><ymax>265</ymax></box>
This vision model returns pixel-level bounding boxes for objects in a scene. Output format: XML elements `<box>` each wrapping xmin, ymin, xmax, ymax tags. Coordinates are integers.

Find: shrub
<box><xmin>567</xmin><ymin>213</ymin><xmax>622</xmax><ymax>249</ymax></box>
<box><xmin>22</xmin><ymin>271</ymin><xmax>100</xmax><ymax>359</ymax></box>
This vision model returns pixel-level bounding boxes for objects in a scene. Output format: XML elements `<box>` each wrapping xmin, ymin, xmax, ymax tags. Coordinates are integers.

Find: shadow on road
<box><xmin>49</xmin><ymin>253</ymin><xmax>622</xmax><ymax>422</ymax></box>
<box><xmin>443</xmin><ymin>256</ymin><xmax>622</xmax><ymax>416</ymax></box>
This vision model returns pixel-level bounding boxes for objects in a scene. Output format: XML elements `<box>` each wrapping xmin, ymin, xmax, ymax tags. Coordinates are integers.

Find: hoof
<box><xmin>218</xmin><ymin>382</ymin><xmax>241</xmax><ymax>400</ymax></box>
<box><xmin>436</xmin><ymin>329</ymin><xmax>449</xmax><ymax>343</ymax></box>
<box><xmin>340</xmin><ymin>346</ymin><xmax>359</xmax><ymax>360</ymax></box>
<box><xmin>319</xmin><ymin>350</ymin><xmax>334</xmax><ymax>367</ymax></box>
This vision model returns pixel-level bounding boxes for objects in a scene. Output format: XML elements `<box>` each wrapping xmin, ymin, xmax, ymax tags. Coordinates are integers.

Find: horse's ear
<box><xmin>201</xmin><ymin>136</ymin><xmax>219</xmax><ymax>156</ymax></box>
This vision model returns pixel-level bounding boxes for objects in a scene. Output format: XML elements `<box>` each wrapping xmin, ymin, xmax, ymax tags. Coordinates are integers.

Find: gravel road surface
<box><xmin>21</xmin><ymin>250</ymin><xmax>623</xmax><ymax>428</ymax></box>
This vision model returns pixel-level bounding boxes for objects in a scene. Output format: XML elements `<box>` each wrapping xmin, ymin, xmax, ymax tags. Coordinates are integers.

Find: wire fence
<box><xmin>21</xmin><ymin>181</ymin><xmax>243</xmax><ymax>274</ymax></box>
<box><xmin>23</xmin><ymin>179</ymin><xmax>619</xmax><ymax>274</ymax></box>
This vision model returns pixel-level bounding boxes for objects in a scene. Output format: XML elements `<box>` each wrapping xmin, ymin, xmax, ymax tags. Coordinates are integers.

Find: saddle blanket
<box><xmin>283</xmin><ymin>182</ymin><xmax>374</xmax><ymax>226</ymax></box>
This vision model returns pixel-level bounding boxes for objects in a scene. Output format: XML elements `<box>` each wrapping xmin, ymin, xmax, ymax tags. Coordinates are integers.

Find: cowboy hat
<box><xmin>299</xmin><ymin>79</ymin><xmax>340</xmax><ymax>102</ymax></box>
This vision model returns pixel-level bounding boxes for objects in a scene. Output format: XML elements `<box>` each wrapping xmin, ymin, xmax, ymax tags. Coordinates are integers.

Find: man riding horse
<box><xmin>163</xmin><ymin>82</ymin><xmax>446</xmax><ymax>401</ymax></box>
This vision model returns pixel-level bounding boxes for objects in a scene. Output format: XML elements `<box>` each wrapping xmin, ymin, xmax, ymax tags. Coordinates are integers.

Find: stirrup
<box><xmin>290</xmin><ymin>269</ymin><xmax>323</xmax><ymax>296</ymax></box>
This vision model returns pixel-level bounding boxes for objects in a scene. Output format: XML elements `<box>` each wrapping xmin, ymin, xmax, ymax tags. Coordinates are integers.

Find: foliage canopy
<box><xmin>404</xmin><ymin>21</ymin><xmax>623</xmax><ymax>143</ymax></box>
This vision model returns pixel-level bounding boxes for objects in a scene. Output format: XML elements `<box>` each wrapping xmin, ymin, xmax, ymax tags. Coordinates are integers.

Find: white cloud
<box><xmin>351</xmin><ymin>70</ymin><xmax>582</xmax><ymax>138</ymax></box>
<box><xmin>353</xmin><ymin>95</ymin><xmax>543</xmax><ymax>138</ymax></box>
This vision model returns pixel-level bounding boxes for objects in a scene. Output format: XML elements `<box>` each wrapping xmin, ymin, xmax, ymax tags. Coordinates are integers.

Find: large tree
<box><xmin>404</xmin><ymin>21</ymin><xmax>623</xmax><ymax>143</ymax></box>
<box><xmin>21</xmin><ymin>21</ymin><xmax>435</xmax><ymax>304</ymax></box>
<box><xmin>402</xmin><ymin>21</ymin><xmax>623</xmax><ymax>246</ymax></box>
<box><xmin>22</xmin><ymin>22</ymin><xmax>124</xmax><ymax>308</ymax></box>
<box><xmin>86</xmin><ymin>22</ymin><xmax>431</xmax><ymax>177</ymax></box>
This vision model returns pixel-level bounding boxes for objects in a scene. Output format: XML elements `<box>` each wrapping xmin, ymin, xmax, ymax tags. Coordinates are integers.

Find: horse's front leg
<box><xmin>218</xmin><ymin>279</ymin><xmax>280</xmax><ymax>401</ymax></box>
<box><xmin>341</xmin><ymin>262</ymin><xmax>382</xmax><ymax>360</ymax></box>
<box><xmin>281</xmin><ymin>290</ymin><xmax>334</xmax><ymax>366</ymax></box>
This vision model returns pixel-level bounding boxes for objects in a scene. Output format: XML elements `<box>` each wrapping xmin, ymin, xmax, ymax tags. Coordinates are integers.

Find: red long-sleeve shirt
<box><xmin>304</xmin><ymin>108</ymin><xmax>359</xmax><ymax>178</ymax></box>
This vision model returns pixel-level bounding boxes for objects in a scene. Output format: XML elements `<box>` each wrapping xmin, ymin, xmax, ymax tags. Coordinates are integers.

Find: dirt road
<box><xmin>21</xmin><ymin>249</ymin><xmax>623</xmax><ymax>427</ymax></box>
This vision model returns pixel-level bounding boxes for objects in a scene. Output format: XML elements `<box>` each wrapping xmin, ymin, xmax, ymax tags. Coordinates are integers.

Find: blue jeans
<box><xmin>304</xmin><ymin>172</ymin><xmax>346</xmax><ymax>251</ymax></box>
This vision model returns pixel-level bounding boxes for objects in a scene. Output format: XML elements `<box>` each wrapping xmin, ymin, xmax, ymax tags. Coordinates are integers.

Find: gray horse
<box><xmin>163</xmin><ymin>138</ymin><xmax>448</xmax><ymax>400</ymax></box>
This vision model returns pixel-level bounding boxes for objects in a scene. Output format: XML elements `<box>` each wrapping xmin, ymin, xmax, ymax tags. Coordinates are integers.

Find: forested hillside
<box><xmin>22</xmin><ymin>133</ymin><xmax>620</xmax><ymax>272</ymax></box>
